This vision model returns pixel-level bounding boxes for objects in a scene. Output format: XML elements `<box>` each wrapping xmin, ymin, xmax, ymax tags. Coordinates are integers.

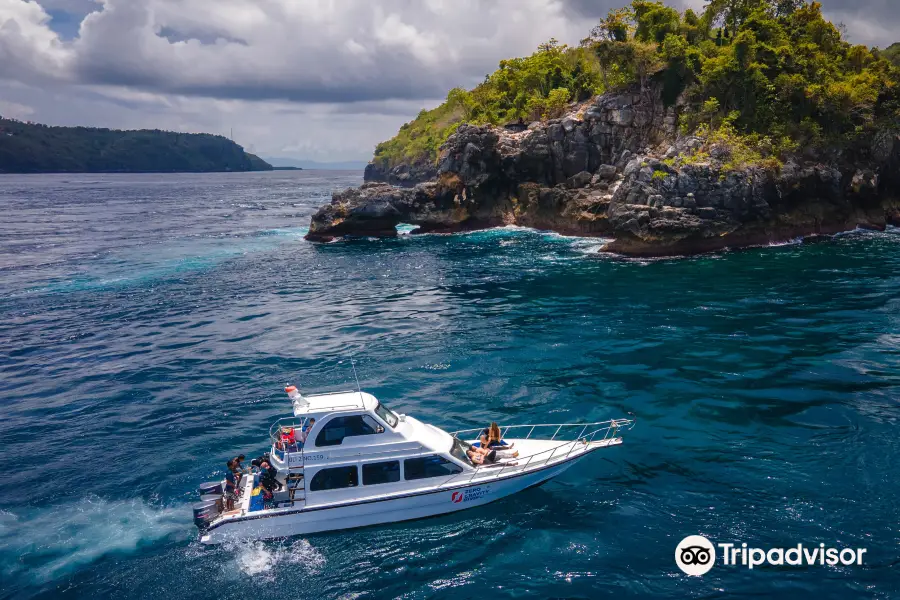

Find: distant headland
<box><xmin>307</xmin><ymin>1</ymin><xmax>900</xmax><ymax>256</ymax></box>
<box><xmin>0</xmin><ymin>118</ymin><xmax>273</xmax><ymax>174</ymax></box>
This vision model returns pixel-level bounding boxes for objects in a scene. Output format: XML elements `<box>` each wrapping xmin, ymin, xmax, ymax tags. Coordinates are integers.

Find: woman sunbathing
<box><xmin>467</xmin><ymin>445</ymin><xmax>518</xmax><ymax>466</ymax></box>
<box><xmin>478</xmin><ymin>422</ymin><xmax>516</xmax><ymax>453</ymax></box>
<box><xmin>486</xmin><ymin>422</ymin><xmax>515</xmax><ymax>449</ymax></box>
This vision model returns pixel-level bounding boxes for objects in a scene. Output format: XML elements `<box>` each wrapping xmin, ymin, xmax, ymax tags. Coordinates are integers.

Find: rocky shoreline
<box><xmin>306</xmin><ymin>85</ymin><xmax>900</xmax><ymax>256</ymax></box>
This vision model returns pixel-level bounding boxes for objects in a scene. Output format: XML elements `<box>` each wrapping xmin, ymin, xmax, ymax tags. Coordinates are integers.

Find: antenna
<box><xmin>350</xmin><ymin>355</ymin><xmax>362</xmax><ymax>395</ymax></box>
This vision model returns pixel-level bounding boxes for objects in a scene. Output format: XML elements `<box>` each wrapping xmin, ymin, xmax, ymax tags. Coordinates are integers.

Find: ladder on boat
<box><xmin>286</xmin><ymin>467</ymin><xmax>306</xmax><ymax>507</ymax></box>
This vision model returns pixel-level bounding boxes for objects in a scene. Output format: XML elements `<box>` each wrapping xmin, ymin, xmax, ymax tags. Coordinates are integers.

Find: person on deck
<box><xmin>480</xmin><ymin>422</ymin><xmax>514</xmax><ymax>450</ymax></box>
<box><xmin>258</xmin><ymin>460</ymin><xmax>281</xmax><ymax>493</ymax></box>
<box><xmin>476</xmin><ymin>424</ymin><xmax>518</xmax><ymax>460</ymax></box>
<box><xmin>280</xmin><ymin>427</ymin><xmax>298</xmax><ymax>452</ymax></box>
<box><xmin>298</xmin><ymin>418</ymin><xmax>316</xmax><ymax>445</ymax></box>
<box><xmin>224</xmin><ymin>460</ymin><xmax>239</xmax><ymax>510</ymax></box>
<box><xmin>467</xmin><ymin>443</ymin><xmax>517</xmax><ymax>466</ymax></box>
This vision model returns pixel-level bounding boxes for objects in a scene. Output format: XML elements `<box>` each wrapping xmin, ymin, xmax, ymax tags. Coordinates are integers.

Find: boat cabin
<box><xmin>267</xmin><ymin>390</ymin><xmax>471</xmax><ymax>508</ymax></box>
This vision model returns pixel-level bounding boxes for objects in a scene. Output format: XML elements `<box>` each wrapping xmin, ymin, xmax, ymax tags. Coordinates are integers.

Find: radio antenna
<box><xmin>350</xmin><ymin>355</ymin><xmax>362</xmax><ymax>396</ymax></box>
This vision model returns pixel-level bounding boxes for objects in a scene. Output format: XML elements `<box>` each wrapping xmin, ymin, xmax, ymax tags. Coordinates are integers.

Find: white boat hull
<box><xmin>200</xmin><ymin>445</ymin><xmax>597</xmax><ymax>544</ymax></box>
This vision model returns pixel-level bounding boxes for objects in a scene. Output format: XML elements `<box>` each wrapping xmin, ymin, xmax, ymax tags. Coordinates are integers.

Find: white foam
<box><xmin>572</xmin><ymin>243</ymin><xmax>607</xmax><ymax>255</ymax></box>
<box><xmin>766</xmin><ymin>237</ymin><xmax>804</xmax><ymax>247</ymax></box>
<box><xmin>540</xmin><ymin>230</ymin><xmax>607</xmax><ymax>243</ymax></box>
<box><xmin>225</xmin><ymin>539</ymin><xmax>325</xmax><ymax>580</ymax></box>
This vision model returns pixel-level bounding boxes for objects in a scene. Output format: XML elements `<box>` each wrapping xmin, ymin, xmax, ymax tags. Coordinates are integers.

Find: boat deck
<box><xmin>451</xmin><ymin>436</ymin><xmax>622</xmax><ymax>485</ymax></box>
<box><xmin>206</xmin><ymin>435</ymin><xmax>622</xmax><ymax>530</ymax></box>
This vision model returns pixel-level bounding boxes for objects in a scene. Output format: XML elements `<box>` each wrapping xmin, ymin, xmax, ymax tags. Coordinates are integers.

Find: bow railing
<box><xmin>444</xmin><ymin>418</ymin><xmax>634</xmax><ymax>485</ymax></box>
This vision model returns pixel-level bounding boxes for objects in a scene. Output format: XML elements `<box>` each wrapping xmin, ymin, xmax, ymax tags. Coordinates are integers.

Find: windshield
<box><xmin>374</xmin><ymin>401</ymin><xmax>399</xmax><ymax>428</ymax></box>
<box><xmin>449</xmin><ymin>437</ymin><xmax>474</xmax><ymax>466</ymax></box>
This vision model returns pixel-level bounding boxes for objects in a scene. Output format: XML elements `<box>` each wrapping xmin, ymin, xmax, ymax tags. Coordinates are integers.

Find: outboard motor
<box><xmin>198</xmin><ymin>481</ymin><xmax>223</xmax><ymax>496</ymax></box>
<box><xmin>193</xmin><ymin>499</ymin><xmax>220</xmax><ymax>530</ymax></box>
<box><xmin>199</xmin><ymin>494</ymin><xmax>223</xmax><ymax>512</ymax></box>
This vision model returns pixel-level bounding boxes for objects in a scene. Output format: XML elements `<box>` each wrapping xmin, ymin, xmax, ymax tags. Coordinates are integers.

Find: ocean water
<box><xmin>1</xmin><ymin>171</ymin><xmax>898</xmax><ymax>599</ymax></box>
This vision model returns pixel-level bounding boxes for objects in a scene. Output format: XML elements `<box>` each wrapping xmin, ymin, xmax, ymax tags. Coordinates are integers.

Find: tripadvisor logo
<box><xmin>675</xmin><ymin>535</ymin><xmax>868</xmax><ymax>576</ymax></box>
<box><xmin>676</xmin><ymin>535</ymin><xmax>716</xmax><ymax>576</ymax></box>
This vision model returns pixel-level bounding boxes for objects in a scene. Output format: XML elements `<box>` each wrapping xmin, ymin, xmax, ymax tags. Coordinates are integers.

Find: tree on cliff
<box><xmin>371</xmin><ymin>39</ymin><xmax>604</xmax><ymax>170</ymax></box>
<box><xmin>882</xmin><ymin>43</ymin><xmax>900</xmax><ymax>68</ymax></box>
<box><xmin>369</xmin><ymin>0</ymin><xmax>900</xmax><ymax>174</ymax></box>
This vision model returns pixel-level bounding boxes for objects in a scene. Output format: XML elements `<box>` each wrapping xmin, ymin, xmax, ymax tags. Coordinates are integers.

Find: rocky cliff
<box><xmin>363</xmin><ymin>159</ymin><xmax>437</xmax><ymax>187</ymax></box>
<box><xmin>308</xmin><ymin>85</ymin><xmax>900</xmax><ymax>255</ymax></box>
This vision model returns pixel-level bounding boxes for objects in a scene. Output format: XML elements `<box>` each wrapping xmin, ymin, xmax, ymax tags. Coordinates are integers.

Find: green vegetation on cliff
<box><xmin>372</xmin><ymin>0</ymin><xmax>900</xmax><ymax>172</ymax></box>
<box><xmin>372</xmin><ymin>41</ymin><xmax>605</xmax><ymax>170</ymax></box>
<box><xmin>882</xmin><ymin>43</ymin><xmax>900</xmax><ymax>68</ymax></box>
<box><xmin>0</xmin><ymin>118</ymin><xmax>273</xmax><ymax>173</ymax></box>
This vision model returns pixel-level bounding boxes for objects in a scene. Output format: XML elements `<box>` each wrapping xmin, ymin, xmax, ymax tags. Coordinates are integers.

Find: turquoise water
<box><xmin>0</xmin><ymin>172</ymin><xmax>898</xmax><ymax>599</ymax></box>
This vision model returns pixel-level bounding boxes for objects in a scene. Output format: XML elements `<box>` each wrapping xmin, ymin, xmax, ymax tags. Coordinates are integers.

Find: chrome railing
<box><xmin>449</xmin><ymin>419</ymin><xmax>633</xmax><ymax>443</ymax></box>
<box><xmin>268</xmin><ymin>416</ymin><xmax>311</xmax><ymax>444</ymax></box>
<box><xmin>268</xmin><ymin>417</ymin><xmax>314</xmax><ymax>463</ymax></box>
<box><xmin>444</xmin><ymin>418</ymin><xmax>634</xmax><ymax>485</ymax></box>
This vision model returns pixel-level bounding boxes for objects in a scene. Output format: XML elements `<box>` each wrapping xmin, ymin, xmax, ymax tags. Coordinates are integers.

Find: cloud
<box><xmin>2</xmin><ymin>0</ymin><xmax>597</xmax><ymax>104</ymax></box>
<box><xmin>818</xmin><ymin>0</ymin><xmax>900</xmax><ymax>48</ymax></box>
<box><xmin>0</xmin><ymin>0</ymin><xmax>896</xmax><ymax>162</ymax></box>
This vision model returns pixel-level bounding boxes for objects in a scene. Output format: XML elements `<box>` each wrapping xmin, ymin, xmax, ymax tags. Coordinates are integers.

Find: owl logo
<box><xmin>675</xmin><ymin>535</ymin><xmax>716</xmax><ymax>576</ymax></box>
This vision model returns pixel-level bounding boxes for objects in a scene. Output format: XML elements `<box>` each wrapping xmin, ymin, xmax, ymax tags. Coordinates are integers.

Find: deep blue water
<box><xmin>1</xmin><ymin>171</ymin><xmax>898</xmax><ymax>599</ymax></box>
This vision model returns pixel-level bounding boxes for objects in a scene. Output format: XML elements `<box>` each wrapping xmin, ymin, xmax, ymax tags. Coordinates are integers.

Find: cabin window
<box><xmin>374</xmin><ymin>401</ymin><xmax>399</xmax><ymax>428</ymax></box>
<box><xmin>309</xmin><ymin>466</ymin><xmax>359</xmax><ymax>491</ymax></box>
<box><xmin>315</xmin><ymin>415</ymin><xmax>383</xmax><ymax>447</ymax></box>
<box><xmin>404</xmin><ymin>455</ymin><xmax>463</xmax><ymax>480</ymax></box>
<box><xmin>362</xmin><ymin>461</ymin><xmax>401</xmax><ymax>485</ymax></box>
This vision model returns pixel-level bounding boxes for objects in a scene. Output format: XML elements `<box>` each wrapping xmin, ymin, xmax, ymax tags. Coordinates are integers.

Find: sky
<box><xmin>0</xmin><ymin>0</ymin><xmax>896</xmax><ymax>163</ymax></box>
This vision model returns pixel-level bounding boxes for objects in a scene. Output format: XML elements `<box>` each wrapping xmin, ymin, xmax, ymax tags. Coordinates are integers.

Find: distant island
<box><xmin>0</xmin><ymin>118</ymin><xmax>273</xmax><ymax>174</ymax></box>
<box><xmin>263</xmin><ymin>157</ymin><xmax>368</xmax><ymax>170</ymax></box>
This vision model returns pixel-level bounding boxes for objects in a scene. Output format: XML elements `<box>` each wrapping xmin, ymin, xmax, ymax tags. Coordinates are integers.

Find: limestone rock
<box><xmin>851</xmin><ymin>169</ymin><xmax>879</xmax><ymax>196</ymax></box>
<box><xmin>596</xmin><ymin>164</ymin><xmax>618</xmax><ymax>181</ymax></box>
<box><xmin>310</xmin><ymin>81</ymin><xmax>900</xmax><ymax>256</ymax></box>
<box><xmin>567</xmin><ymin>171</ymin><xmax>593</xmax><ymax>189</ymax></box>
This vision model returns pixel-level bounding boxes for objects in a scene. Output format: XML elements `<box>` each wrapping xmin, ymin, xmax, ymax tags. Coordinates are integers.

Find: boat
<box><xmin>193</xmin><ymin>386</ymin><xmax>634</xmax><ymax>544</ymax></box>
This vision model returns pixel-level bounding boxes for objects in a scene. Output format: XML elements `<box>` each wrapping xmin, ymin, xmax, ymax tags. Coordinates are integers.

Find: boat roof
<box><xmin>292</xmin><ymin>390</ymin><xmax>374</xmax><ymax>416</ymax></box>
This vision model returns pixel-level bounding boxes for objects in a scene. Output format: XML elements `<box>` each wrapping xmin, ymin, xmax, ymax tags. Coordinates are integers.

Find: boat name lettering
<box><xmin>304</xmin><ymin>454</ymin><xmax>326</xmax><ymax>462</ymax></box>
<box><xmin>451</xmin><ymin>487</ymin><xmax>490</xmax><ymax>503</ymax></box>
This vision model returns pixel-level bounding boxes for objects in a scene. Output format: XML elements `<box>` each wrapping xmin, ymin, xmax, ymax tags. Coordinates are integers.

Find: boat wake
<box><xmin>223</xmin><ymin>539</ymin><xmax>326</xmax><ymax>580</ymax></box>
<box><xmin>0</xmin><ymin>496</ymin><xmax>190</xmax><ymax>584</ymax></box>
